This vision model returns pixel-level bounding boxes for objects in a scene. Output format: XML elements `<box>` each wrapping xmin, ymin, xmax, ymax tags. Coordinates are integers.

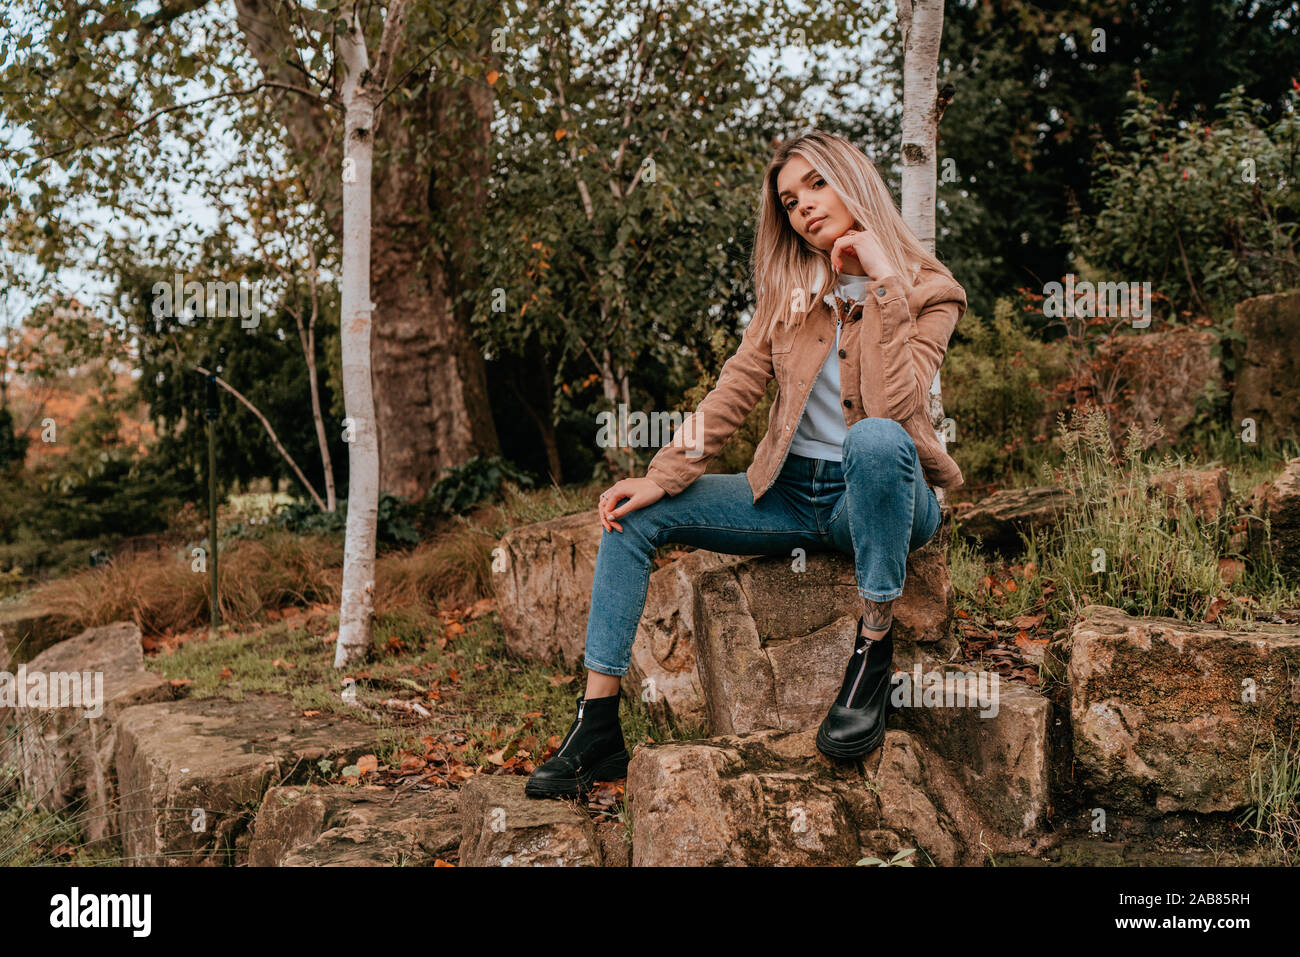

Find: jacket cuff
<box><xmin>644</xmin><ymin>461</ymin><xmax>690</xmax><ymax>497</ymax></box>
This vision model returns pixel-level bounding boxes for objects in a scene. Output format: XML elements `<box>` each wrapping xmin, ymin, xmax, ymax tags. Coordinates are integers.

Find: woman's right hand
<box><xmin>598</xmin><ymin>477</ymin><xmax>666</xmax><ymax>532</ymax></box>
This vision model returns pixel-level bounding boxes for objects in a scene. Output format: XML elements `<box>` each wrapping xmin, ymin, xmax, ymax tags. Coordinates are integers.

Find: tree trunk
<box><xmin>334</xmin><ymin>2</ymin><xmax>407</xmax><ymax>669</ymax></box>
<box><xmin>897</xmin><ymin>0</ymin><xmax>951</xmax><ymax>508</ymax></box>
<box><xmin>368</xmin><ymin>75</ymin><xmax>500</xmax><ymax>502</ymax></box>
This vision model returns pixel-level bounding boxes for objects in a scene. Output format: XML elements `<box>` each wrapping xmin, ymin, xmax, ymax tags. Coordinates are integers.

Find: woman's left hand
<box><xmin>830</xmin><ymin>226</ymin><xmax>892</xmax><ymax>278</ymax></box>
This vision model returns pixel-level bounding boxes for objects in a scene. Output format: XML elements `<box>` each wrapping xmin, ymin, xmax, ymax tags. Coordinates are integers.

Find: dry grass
<box><xmin>26</xmin><ymin>524</ymin><xmax>503</xmax><ymax>638</ymax></box>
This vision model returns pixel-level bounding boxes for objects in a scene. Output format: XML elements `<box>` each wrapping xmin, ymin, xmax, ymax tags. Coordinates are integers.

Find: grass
<box><xmin>1240</xmin><ymin>728</ymin><xmax>1300</xmax><ymax>864</ymax></box>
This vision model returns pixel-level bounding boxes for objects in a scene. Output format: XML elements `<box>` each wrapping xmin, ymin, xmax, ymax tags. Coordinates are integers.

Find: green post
<box><xmin>206</xmin><ymin>374</ymin><xmax>219</xmax><ymax>634</ymax></box>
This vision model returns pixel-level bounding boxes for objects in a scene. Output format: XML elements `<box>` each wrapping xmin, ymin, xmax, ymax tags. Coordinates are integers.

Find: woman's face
<box><xmin>776</xmin><ymin>154</ymin><xmax>854</xmax><ymax>252</ymax></box>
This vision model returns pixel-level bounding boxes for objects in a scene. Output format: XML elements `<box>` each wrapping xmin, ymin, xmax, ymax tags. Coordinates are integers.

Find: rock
<box><xmin>625</xmin><ymin>727</ymin><xmax>1052</xmax><ymax>866</ymax></box>
<box><xmin>1145</xmin><ymin>467</ymin><xmax>1232</xmax><ymax>523</ymax></box>
<box><xmin>627</xmin><ymin>549</ymin><xmax>745</xmax><ymax>730</ymax></box>
<box><xmin>8</xmin><ymin>621</ymin><xmax>177</xmax><ymax>844</ymax></box>
<box><xmin>1250</xmin><ymin>458</ymin><xmax>1300</xmax><ymax>578</ymax></box>
<box><xmin>114</xmin><ymin>692</ymin><xmax>379</xmax><ymax>865</ymax></box>
<box><xmin>491</xmin><ymin>508</ymin><xmax>747</xmax><ymax>726</ymax></box>
<box><xmin>956</xmin><ymin>469</ymin><xmax>1231</xmax><ymax>556</ymax></box>
<box><xmin>1068</xmin><ymin>605</ymin><xmax>1300</xmax><ymax>815</ymax></box>
<box><xmin>1095</xmin><ymin>326</ymin><xmax>1224</xmax><ymax>446</ymax></box>
<box><xmin>892</xmin><ymin>672</ymin><xmax>1052</xmax><ymax>840</ymax></box>
<box><xmin>0</xmin><ymin>600</ymin><xmax>73</xmax><ymax>671</ymax></box>
<box><xmin>458</xmin><ymin>775</ymin><xmax>606</xmax><ymax>866</ymax></box>
<box><xmin>491</xmin><ymin>510</ymin><xmax>603</xmax><ymax>666</ymax></box>
<box><xmin>1232</xmin><ymin>288</ymin><xmax>1300</xmax><ymax>445</ymax></box>
<box><xmin>691</xmin><ymin>548</ymin><xmax>954</xmax><ymax>736</ymax></box>
<box><xmin>954</xmin><ymin>487</ymin><xmax>1073</xmax><ymax>554</ymax></box>
<box><xmin>249</xmin><ymin>784</ymin><xmax>461</xmax><ymax>866</ymax></box>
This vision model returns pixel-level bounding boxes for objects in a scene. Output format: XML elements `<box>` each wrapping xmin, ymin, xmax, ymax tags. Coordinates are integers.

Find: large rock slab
<box><xmin>491</xmin><ymin>508</ymin><xmax>746</xmax><ymax>727</ymax></box>
<box><xmin>491</xmin><ymin>510</ymin><xmax>603</xmax><ymax>666</ymax></box>
<box><xmin>892</xmin><ymin>671</ymin><xmax>1052</xmax><ymax>841</ymax></box>
<box><xmin>955</xmin><ymin>469</ymin><xmax>1231</xmax><ymax>555</ymax></box>
<box><xmin>1069</xmin><ymin>605</ymin><xmax>1300</xmax><ymax>815</ymax></box>
<box><xmin>626</xmin><ymin>727</ymin><xmax>1052</xmax><ymax>866</ymax></box>
<box><xmin>1232</xmin><ymin>288</ymin><xmax>1300</xmax><ymax>445</ymax></box>
<box><xmin>249</xmin><ymin>784</ymin><xmax>461</xmax><ymax>866</ymax></box>
<box><xmin>691</xmin><ymin>547</ymin><xmax>954</xmax><ymax>736</ymax></box>
<box><xmin>1096</xmin><ymin>326</ymin><xmax>1224</xmax><ymax>446</ymax></box>
<box><xmin>954</xmin><ymin>487</ymin><xmax>1073</xmax><ymax>554</ymax></box>
<box><xmin>1147</xmin><ymin>467</ymin><xmax>1232</xmax><ymax>523</ymax></box>
<box><xmin>10</xmin><ymin>621</ymin><xmax>176</xmax><ymax>845</ymax></box>
<box><xmin>458</xmin><ymin>775</ymin><xmax>607</xmax><ymax>866</ymax></box>
<box><xmin>627</xmin><ymin>549</ymin><xmax>744</xmax><ymax>730</ymax></box>
<box><xmin>114</xmin><ymin>692</ymin><xmax>379</xmax><ymax>865</ymax></box>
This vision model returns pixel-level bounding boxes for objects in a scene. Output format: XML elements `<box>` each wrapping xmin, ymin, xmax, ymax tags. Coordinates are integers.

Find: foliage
<box><xmin>937</xmin><ymin>0</ymin><xmax>1300</xmax><ymax>320</ymax></box>
<box><xmin>266</xmin><ymin>492</ymin><xmax>420</xmax><ymax>548</ymax></box>
<box><xmin>942</xmin><ymin>297</ymin><xmax>1070</xmax><ymax>488</ymax></box>
<box><xmin>472</xmin><ymin>1</ymin><xmax>885</xmax><ymax>478</ymax></box>
<box><xmin>1066</xmin><ymin>84</ymin><xmax>1300</xmax><ymax>320</ymax></box>
<box><xmin>424</xmin><ymin>455</ymin><xmax>536</xmax><ymax>517</ymax></box>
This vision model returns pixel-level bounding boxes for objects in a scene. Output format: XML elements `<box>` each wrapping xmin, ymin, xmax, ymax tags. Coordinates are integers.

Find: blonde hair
<box><xmin>749</xmin><ymin>129</ymin><xmax>953</xmax><ymax>343</ymax></box>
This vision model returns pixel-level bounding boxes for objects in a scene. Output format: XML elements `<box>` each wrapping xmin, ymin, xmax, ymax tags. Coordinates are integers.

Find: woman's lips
<box><xmin>808</xmin><ymin>216</ymin><xmax>826</xmax><ymax>233</ymax></box>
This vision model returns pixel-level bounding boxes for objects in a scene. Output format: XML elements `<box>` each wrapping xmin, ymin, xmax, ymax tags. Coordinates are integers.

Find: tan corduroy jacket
<box><xmin>645</xmin><ymin>264</ymin><xmax>967</xmax><ymax>503</ymax></box>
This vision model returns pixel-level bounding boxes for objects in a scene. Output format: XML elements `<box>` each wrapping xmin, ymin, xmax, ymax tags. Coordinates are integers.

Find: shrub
<box><xmin>942</xmin><ymin>298</ymin><xmax>1069</xmax><ymax>488</ymax></box>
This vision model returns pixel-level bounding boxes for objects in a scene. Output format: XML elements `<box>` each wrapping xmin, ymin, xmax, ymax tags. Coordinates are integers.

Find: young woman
<box><xmin>525</xmin><ymin>129</ymin><xmax>967</xmax><ymax>800</ymax></box>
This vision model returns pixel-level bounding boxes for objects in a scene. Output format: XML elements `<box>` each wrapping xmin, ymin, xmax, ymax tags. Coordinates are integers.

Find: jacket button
<box><xmin>843</xmin><ymin>399</ymin><xmax>853</xmax><ymax>408</ymax></box>
<box><xmin>838</xmin><ymin>349</ymin><xmax>846</xmax><ymax>358</ymax></box>
<box><xmin>875</xmin><ymin>287</ymin><xmax>886</xmax><ymax>296</ymax></box>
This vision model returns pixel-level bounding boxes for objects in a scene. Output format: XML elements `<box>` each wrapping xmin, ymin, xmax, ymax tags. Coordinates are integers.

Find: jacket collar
<box><xmin>813</xmin><ymin>258</ymin><xmax>923</xmax><ymax>325</ymax></box>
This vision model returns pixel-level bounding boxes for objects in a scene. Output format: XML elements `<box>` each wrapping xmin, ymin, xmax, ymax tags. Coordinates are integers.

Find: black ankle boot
<box><xmin>816</xmin><ymin>616</ymin><xmax>897</xmax><ymax>760</ymax></box>
<box><xmin>524</xmin><ymin>693</ymin><xmax>630</xmax><ymax>799</ymax></box>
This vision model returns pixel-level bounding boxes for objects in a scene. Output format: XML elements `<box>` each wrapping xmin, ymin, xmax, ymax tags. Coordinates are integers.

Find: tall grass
<box><xmin>1023</xmin><ymin>405</ymin><xmax>1226</xmax><ymax>620</ymax></box>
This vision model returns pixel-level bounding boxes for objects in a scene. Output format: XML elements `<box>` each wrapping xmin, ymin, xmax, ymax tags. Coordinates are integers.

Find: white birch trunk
<box><xmin>334</xmin><ymin>0</ymin><xmax>408</xmax><ymax>668</ymax></box>
<box><xmin>896</xmin><ymin>0</ymin><xmax>951</xmax><ymax>508</ymax></box>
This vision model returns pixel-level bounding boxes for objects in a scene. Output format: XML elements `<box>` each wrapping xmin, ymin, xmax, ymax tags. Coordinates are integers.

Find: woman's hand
<box><xmin>830</xmin><ymin>226</ymin><xmax>892</xmax><ymax>278</ymax></box>
<box><xmin>598</xmin><ymin>477</ymin><xmax>666</xmax><ymax>532</ymax></box>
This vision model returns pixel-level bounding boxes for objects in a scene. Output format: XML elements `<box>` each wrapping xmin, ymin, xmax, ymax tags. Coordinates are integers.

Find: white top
<box><xmin>786</xmin><ymin>272</ymin><xmax>870</xmax><ymax>462</ymax></box>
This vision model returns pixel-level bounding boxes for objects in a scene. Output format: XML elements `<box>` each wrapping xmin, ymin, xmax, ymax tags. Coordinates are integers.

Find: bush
<box><xmin>1067</xmin><ymin>83</ymin><xmax>1300</xmax><ymax>320</ymax></box>
<box><xmin>263</xmin><ymin>492</ymin><xmax>421</xmax><ymax>547</ymax></box>
<box><xmin>424</xmin><ymin>455</ymin><xmax>535</xmax><ymax>516</ymax></box>
<box><xmin>942</xmin><ymin>298</ymin><xmax>1069</xmax><ymax>488</ymax></box>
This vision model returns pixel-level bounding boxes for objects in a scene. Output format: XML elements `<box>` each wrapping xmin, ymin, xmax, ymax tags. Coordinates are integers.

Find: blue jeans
<box><xmin>583</xmin><ymin>417</ymin><xmax>942</xmax><ymax>676</ymax></box>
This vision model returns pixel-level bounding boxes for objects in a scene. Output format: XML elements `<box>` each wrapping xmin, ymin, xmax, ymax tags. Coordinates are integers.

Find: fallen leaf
<box><xmin>357</xmin><ymin>754</ymin><xmax>379</xmax><ymax>777</ymax></box>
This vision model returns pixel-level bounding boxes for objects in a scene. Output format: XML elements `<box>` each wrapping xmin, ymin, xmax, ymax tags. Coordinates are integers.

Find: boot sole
<box><xmin>814</xmin><ymin>677</ymin><xmax>903</xmax><ymax>760</ymax></box>
<box><xmin>815</xmin><ymin>721</ymin><xmax>886</xmax><ymax>760</ymax></box>
<box><xmin>524</xmin><ymin>750</ymin><xmax>631</xmax><ymax>800</ymax></box>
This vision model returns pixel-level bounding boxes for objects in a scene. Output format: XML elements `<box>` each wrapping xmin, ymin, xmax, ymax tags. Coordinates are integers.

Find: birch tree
<box><xmin>896</xmin><ymin>0</ymin><xmax>955</xmax><ymax>509</ymax></box>
<box><xmin>333</xmin><ymin>0</ymin><xmax>408</xmax><ymax>668</ymax></box>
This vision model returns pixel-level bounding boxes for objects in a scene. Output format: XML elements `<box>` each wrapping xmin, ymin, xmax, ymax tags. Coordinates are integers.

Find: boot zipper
<box><xmin>556</xmin><ymin>700</ymin><xmax>585</xmax><ymax>757</ymax></box>
<box><xmin>845</xmin><ymin>648</ymin><xmax>869</xmax><ymax>704</ymax></box>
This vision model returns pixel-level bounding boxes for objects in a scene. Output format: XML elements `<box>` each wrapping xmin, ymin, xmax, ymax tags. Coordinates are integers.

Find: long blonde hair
<box><xmin>750</xmin><ymin>130</ymin><xmax>953</xmax><ymax>343</ymax></box>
